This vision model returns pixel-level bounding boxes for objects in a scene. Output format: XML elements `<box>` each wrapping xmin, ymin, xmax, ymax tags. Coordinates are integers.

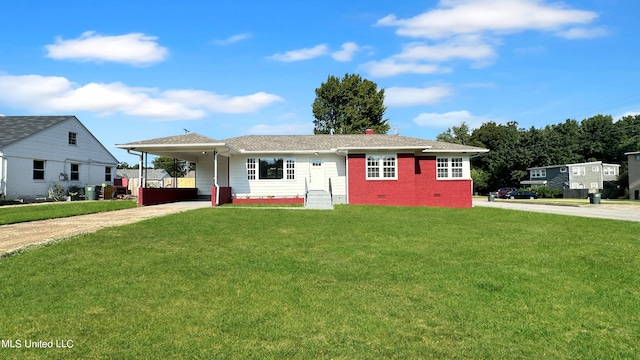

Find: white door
<box><xmin>309</xmin><ymin>158</ymin><xmax>325</xmax><ymax>190</ymax></box>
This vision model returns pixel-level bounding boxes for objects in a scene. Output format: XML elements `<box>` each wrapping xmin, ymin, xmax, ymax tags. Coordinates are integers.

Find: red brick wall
<box><xmin>347</xmin><ymin>154</ymin><xmax>472</xmax><ymax>208</ymax></box>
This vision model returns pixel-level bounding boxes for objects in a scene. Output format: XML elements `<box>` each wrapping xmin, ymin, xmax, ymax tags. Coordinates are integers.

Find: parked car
<box><xmin>505</xmin><ymin>190</ymin><xmax>538</xmax><ymax>199</ymax></box>
<box><xmin>496</xmin><ymin>187</ymin><xmax>517</xmax><ymax>198</ymax></box>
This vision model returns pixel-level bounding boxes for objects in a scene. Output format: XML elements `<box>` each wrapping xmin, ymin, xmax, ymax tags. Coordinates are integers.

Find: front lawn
<box><xmin>0</xmin><ymin>205</ymin><xmax>638</xmax><ymax>358</ymax></box>
<box><xmin>0</xmin><ymin>200</ymin><xmax>137</xmax><ymax>225</ymax></box>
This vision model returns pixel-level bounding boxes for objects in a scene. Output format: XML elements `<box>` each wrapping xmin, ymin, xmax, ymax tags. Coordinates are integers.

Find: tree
<box><xmin>152</xmin><ymin>156</ymin><xmax>192</xmax><ymax>177</ymax></box>
<box><xmin>436</xmin><ymin>122</ymin><xmax>477</xmax><ymax>146</ymax></box>
<box><xmin>312</xmin><ymin>73</ymin><xmax>389</xmax><ymax>134</ymax></box>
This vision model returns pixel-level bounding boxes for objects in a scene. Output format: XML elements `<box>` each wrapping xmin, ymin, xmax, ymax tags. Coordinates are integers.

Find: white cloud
<box><xmin>556</xmin><ymin>27</ymin><xmax>609</xmax><ymax>39</ymax></box>
<box><xmin>385</xmin><ymin>86</ymin><xmax>452</xmax><ymax>107</ymax></box>
<box><xmin>246</xmin><ymin>122</ymin><xmax>313</xmax><ymax>135</ymax></box>
<box><xmin>268</xmin><ymin>44</ymin><xmax>329</xmax><ymax>62</ymax></box>
<box><xmin>396</xmin><ymin>35</ymin><xmax>496</xmax><ymax>62</ymax></box>
<box><xmin>413</xmin><ymin>110</ymin><xmax>488</xmax><ymax>128</ymax></box>
<box><xmin>332</xmin><ymin>42</ymin><xmax>360</xmax><ymax>62</ymax></box>
<box><xmin>214</xmin><ymin>33</ymin><xmax>252</xmax><ymax>45</ymax></box>
<box><xmin>376</xmin><ymin>0</ymin><xmax>599</xmax><ymax>39</ymax></box>
<box><xmin>0</xmin><ymin>74</ymin><xmax>283</xmax><ymax>120</ymax></box>
<box><xmin>359</xmin><ymin>59</ymin><xmax>449</xmax><ymax>77</ymax></box>
<box><xmin>163</xmin><ymin>90</ymin><xmax>284</xmax><ymax>113</ymax></box>
<box><xmin>45</xmin><ymin>31</ymin><xmax>168</xmax><ymax>65</ymax></box>
<box><xmin>369</xmin><ymin>0</ymin><xmax>604</xmax><ymax>77</ymax></box>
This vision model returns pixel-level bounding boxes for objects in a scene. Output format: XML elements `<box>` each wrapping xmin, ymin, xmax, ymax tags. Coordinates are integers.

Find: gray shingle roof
<box><xmin>0</xmin><ymin>115</ymin><xmax>75</xmax><ymax>147</ymax></box>
<box><xmin>224</xmin><ymin>134</ymin><xmax>487</xmax><ymax>152</ymax></box>
<box><xmin>118</xmin><ymin>133</ymin><xmax>221</xmax><ymax>146</ymax></box>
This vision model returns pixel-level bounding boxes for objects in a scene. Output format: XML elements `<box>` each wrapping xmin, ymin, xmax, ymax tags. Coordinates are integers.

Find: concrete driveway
<box><xmin>473</xmin><ymin>199</ymin><xmax>640</xmax><ymax>222</ymax></box>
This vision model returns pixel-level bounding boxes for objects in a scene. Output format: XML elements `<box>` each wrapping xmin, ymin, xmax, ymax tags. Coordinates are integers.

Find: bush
<box><xmin>529</xmin><ymin>186</ymin><xmax>562</xmax><ymax>199</ymax></box>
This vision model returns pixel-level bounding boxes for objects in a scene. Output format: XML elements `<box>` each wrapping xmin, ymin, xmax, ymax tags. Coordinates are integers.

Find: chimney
<box><xmin>364</xmin><ymin>129</ymin><xmax>374</xmax><ymax>135</ymax></box>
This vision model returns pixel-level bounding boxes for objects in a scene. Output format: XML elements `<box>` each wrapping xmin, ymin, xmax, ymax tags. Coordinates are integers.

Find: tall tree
<box><xmin>436</xmin><ymin>122</ymin><xmax>476</xmax><ymax>145</ymax></box>
<box><xmin>312</xmin><ymin>73</ymin><xmax>389</xmax><ymax>134</ymax></box>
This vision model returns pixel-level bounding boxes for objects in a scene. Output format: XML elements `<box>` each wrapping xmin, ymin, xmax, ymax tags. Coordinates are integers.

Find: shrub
<box><xmin>530</xmin><ymin>186</ymin><xmax>562</xmax><ymax>198</ymax></box>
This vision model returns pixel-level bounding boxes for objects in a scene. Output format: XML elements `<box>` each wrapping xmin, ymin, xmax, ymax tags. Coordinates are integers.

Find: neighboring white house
<box><xmin>0</xmin><ymin>115</ymin><xmax>119</xmax><ymax>200</ymax></box>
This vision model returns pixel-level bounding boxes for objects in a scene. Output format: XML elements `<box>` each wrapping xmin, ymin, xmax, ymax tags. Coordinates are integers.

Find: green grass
<box><xmin>1</xmin><ymin>205</ymin><xmax>638</xmax><ymax>358</ymax></box>
<box><xmin>0</xmin><ymin>200</ymin><xmax>137</xmax><ymax>225</ymax></box>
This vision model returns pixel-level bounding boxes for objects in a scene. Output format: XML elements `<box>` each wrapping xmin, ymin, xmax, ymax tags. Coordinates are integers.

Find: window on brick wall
<box><xmin>366</xmin><ymin>155</ymin><xmax>396</xmax><ymax>180</ymax></box>
<box><xmin>437</xmin><ymin>157</ymin><xmax>463</xmax><ymax>179</ymax></box>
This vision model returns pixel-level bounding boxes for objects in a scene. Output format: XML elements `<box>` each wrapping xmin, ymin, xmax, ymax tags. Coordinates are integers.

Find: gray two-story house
<box><xmin>521</xmin><ymin>161</ymin><xmax>620</xmax><ymax>194</ymax></box>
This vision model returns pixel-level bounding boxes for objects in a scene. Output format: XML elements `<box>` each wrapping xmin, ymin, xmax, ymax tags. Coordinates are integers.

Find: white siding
<box><xmin>227</xmin><ymin>154</ymin><xmax>346</xmax><ymax>198</ymax></box>
<box><xmin>2</xmin><ymin>119</ymin><xmax>117</xmax><ymax>199</ymax></box>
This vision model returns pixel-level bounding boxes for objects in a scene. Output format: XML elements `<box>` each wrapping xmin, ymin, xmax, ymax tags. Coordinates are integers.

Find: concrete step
<box><xmin>305</xmin><ymin>190</ymin><xmax>333</xmax><ymax>209</ymax></box>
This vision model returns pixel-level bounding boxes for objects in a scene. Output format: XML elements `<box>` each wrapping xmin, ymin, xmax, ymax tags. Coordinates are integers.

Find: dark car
<box><xmin>505</xmin><ymin>190</ymin><xmax>538</xmax><ymax>199</ymax></box>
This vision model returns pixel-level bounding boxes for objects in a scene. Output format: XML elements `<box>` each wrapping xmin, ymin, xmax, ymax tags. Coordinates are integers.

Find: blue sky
<box><xmin>1</xmin><ymin>0</ymin><xmax>639</xmax><ymax>164</ymax></box>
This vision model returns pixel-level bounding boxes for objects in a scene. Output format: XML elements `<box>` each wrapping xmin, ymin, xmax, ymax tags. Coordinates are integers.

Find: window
<box><xmin>560</xmin><ymin>167</ymin><xmax>567</xmax><ymax>173</ymax></box>
<box><xmin>247</xmin><ymin>158</ymin><xmax>256</xmax><ymax>180</ymax></box>
<box><xmin>70</xmin><ymin>163</ymin><xmax>79</xmax><ymax>181</ymax></box>
<box><xmin>259</xmin><ymin>158</ymin><xmax>284</xmax><ymax>180</ymax></box>
<box><xmin>366</xmin><ymin>155</ymin><xmax>396</xmax><ymax>179</ymax></box>
<box><xmin>590</xmin><ymin>182</ymin><xmax>599</xmax><ymax>189</ymax></box>
<box><xmin>33</xmin><ymin>160</ymin><xmax>45</xmax><ymax>180</ymax></box>
<box><xmin>104</xmin><ymin>167</ymin><xmax>112</xmax><ymax>182</ymax></box>
<box><xmin>68</xmin><ymin>132</ymin><xmax>77</xmax><ymax>145</ymax></box>
<box><xmin>437</xmin><ymin>157</ymin><xmax>464</xmax><ymax>179</ymax></box>
<box><xmin>451</xmin><ymin>157</ymin><xmax>463</xmax><ymax>178</ymax></box>
<box><xmin>603</xmin><ymin>167</ymin><xmax>616</xmax><ymax>175</ymax></box>
<box><xmin>286</xmin><ymin>159</ymin><xmax>295</xmax><ymax>180</ymax></box>
<box><xmin>592</xmin><ymin>166</ymin><xmax>600</xmax><ymax>172</ymax></box>
<box><xmin>531</xmin><ymin>169</ymin><xmax>546</xmax><ymax>178</ymax></box>
<box><xmin>572</xmin><ymin>167</ymin><xmax>585</xmax><ymax>176</ymax></box>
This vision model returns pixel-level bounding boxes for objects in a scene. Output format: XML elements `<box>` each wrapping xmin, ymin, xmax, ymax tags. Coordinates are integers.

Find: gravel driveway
<box><xmin>473</xmin><ymin>199</ymin><xmax>640</xmax><ymax>222</ymax></box>
<box><xmin>0</xmin><ymin>202</ymin><xmax>210</xmax><ymax>255</ymax></box>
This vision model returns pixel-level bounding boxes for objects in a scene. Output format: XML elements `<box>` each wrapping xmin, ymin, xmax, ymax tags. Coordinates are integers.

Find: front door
<box><xmin>309</xmin><ymin>158</ymin><xmax>325</xmax><ymax>190</ymax></box>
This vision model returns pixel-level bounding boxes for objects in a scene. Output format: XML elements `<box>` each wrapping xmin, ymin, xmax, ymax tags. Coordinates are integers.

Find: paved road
<box><xmin>473</xmin><ymin>199</ymin><xmax>640</xmax><ymax>222</ymax></box>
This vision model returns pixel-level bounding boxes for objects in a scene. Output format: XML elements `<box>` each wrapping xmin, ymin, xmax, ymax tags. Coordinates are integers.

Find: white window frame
<box><xmin>592</xmin><ymin>166</ymin><xmax>599</xmax><ymax>172</ymax></box>
<box><xmin>247</xmin><ymin>157</ymin><xmax>295</xmax><ymax>181</ymax></box>
<box><xmin>437</xmin><ymin>157</ymin><xmax>464</xmax><ymax>179</ymax></box>
<box><xmin>590</xmin><ymin>182</ymin><xmax>599</xmax><ymax>189</ymax></box>
<box><xmin>286</xmin><ymin>159</ymin><xmax>295</xmax><ymax>180</ymax></box>
<box><xmin>572</xmin><ymin>167</ymin><xmax>585</xmax><ymax>176</ymax></box>
<box><xmin>366</xmin><ymin>154</ymin><xmax>397</xmax><ymax>180</ymax></box>
<box><xmin>603</xmin><ymin>167</ymin><xmax>616</xmax><ymax>176</ymax></box>
<box><xmin>531</xmin><ymin>169</ymin><xmax>546</xmax><ymax>178</ymax></box>
<box><xmin>70</xmin><ymin>163</ymin><xmax>80</xmax><ymax>181</ymax></box>
<box><xmin>33</xmin><ymin>160</ymin><xmax>45</xmax><ymax>181</ymax></box>
<box><xmin>68</xmin><ymin>132</ymin><xmax>77</xmax><ymax>145</ymax></box>
<box><xmin>560</xmin><ymin>167</ymin><xmax>567</xmax><ymax>173</ymax></box>
<box><xmin>247</xmin><ymin>158</ymin><xmax>256</xmax><ymax>180</ymax></box>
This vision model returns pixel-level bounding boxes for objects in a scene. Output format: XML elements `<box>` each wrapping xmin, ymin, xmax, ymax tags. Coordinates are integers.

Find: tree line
<box><xmin>437</xmin><ymin>114</ymin><xmax>640</xmax><ymax>194</ymax></box>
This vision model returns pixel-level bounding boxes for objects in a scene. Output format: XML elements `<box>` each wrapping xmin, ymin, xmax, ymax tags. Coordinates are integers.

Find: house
<box><xmin>116</xmin><ymin>131</ymin><xmax>488</xmax><ymax>208</ymax></box>
<box><xmin>0</xmin><ymin>116</ymin><xmax>118</xmax><ymax>200</ymax></box>
<box><xmin>625</xmin><ymin>151</ymin><xmax>640</xmax><ymax>200</ymax></box>
<box><xmin>521</xmin><ymin>161</ymin><xmax>620</xmax><ymax>195</ymax></box>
